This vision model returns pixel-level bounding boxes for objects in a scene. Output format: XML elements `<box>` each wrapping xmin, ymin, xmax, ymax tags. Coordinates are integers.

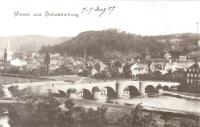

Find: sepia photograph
<box><xmin>0</xmin><ymin>0</ymin><xmax>200</xmax><ymax>127</ymax></box>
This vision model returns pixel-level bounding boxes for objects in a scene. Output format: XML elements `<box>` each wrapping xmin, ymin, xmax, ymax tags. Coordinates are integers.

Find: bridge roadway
<box><xmin>5</xmin><ymin>80</ymin><xmax>180</xmax><ymax>100</ymax></box>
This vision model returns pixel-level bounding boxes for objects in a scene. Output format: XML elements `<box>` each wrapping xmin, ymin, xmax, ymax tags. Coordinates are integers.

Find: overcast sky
<box><xmin>0</xmin><ymin>0</ymin><xmax>200</xmax><ymax>37</ymax></box>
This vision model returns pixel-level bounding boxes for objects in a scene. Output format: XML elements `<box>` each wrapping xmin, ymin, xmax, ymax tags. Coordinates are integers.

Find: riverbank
<box><xmin>57</xmin><ymin>97</ymin><xmax>200</xmax><ymax>127</ymax></box>
<box><xmin>161</xmin><ymin>91</ymin><xmax>200</xmax><ymax>101</ymax></box>
<box><xmin>0</xmin><ymin>96</ymin><xmax>199</xmax><ymax>127</ymax></box>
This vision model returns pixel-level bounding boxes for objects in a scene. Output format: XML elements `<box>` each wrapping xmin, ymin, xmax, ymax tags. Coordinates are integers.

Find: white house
<box><xmin>164</xmin><ymin>60</ymin><xmax>195</xmax><ymax>72</ymax></box>
<box><xmin>164</xmin><ymin>52</ymin><xmax>172</xmax><ymax>60</ymax></box>
<box><xmin>10</xmin><ymin>58</ymin><xmax>27</xmax><ymax>67</ymax></box>
<box><xmin>130</xmin><ymin>63</ymin><xmax>149</xmax><ymax>78</ymax></box>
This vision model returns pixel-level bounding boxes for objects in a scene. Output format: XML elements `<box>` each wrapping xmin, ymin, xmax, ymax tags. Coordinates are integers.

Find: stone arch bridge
<box><xmin>49</xmin><ymin>80</ymin><xmax>179</xmax><ymax>100</ymax></box>
<box><xmin>6</xmin><ymin>80</ymin><xmax>179</xmax><ymax>100</ymax></box>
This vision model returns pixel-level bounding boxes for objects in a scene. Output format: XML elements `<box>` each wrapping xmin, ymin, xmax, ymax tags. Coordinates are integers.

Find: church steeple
<box><xmin>4</xmin><ymin>48</ymin><xmax>7</xmax><ymax>63</ymax></box>
<box><xmin>5</xmin><ymin>40</ymin><xmax>12</xmax><ymax>61</ymax></box>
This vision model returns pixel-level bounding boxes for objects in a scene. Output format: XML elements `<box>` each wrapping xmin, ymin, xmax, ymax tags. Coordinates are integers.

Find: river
<box><xmin>111</xmin><ymin>95</ymin><xmax>200</xmax><ymax>115</ymax></box>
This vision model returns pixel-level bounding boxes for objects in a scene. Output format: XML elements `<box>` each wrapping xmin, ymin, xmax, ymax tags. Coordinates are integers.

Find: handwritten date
<box><xmin>81</xmin><ymin>5</ymin><xmax>116</xmax><ymax>17</ymax></box>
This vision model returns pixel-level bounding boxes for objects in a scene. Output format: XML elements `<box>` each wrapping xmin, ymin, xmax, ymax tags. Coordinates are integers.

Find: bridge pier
<box><xmin>139</xmin><ymin>81</ymin><xmax>146</xmax><ymax>96</ymax></box>
<box><xmin>116</xmin><ymin>82</ymin><xmax>123</xmax><ymax>98</ymax></box>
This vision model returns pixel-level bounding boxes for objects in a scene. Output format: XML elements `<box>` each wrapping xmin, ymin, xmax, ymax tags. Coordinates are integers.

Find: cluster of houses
<box><xmin>0</xmin><ymin>46</ymin><xmax>197</xmax><ymax>77</ymax></box>
<box><xmin>1</xmin><ymin>41</ymin><xmax>200</xmax><ymax>93</ymax></box>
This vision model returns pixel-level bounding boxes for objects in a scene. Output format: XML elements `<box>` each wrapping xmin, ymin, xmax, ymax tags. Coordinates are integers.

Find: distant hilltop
<box><xmin>0</xmin><ymin>35</ymin><xmax>70</xmax><ymax>52</ymax></box>
<box><xmin>1</xmin><ymin>30</ymin><xmax>200</xmax><ymax>59</ymax></box>
<box><xmin>39</xmin><ymin>29</ymin><xmax>200</xmax><ymax>59</ymax></box>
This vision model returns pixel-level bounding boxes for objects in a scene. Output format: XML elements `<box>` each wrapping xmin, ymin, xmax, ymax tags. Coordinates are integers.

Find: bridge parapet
<box><xmin>5</xmin><ymin>80</ymin><xmax>180</xmax><ymax>99</ymax></box>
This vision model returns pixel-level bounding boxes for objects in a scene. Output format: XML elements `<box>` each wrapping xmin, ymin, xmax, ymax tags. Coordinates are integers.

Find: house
<box><xmin>150</xmin><ymin>59</ymin><xmax>167</xmax><ymax>72</ymax></box>
<box><xmin>94</xmin><ymin>62</ymin><xmax>108</xmax><ymax>73</ymax></box>
<box><xmin>10</xmin><ymin>58</ymin><xmax>27</xmax><ymax>67</ymax></box>
<box><xmin>164</xmin><ymin>51</ymin><xmax>172</xmax><ymax>60</ymax></box>
<box><xmin>179</xmin><ymin>56</ymin><xmax>187</xmax><ymax>62</ymax></box>
<box><xmin>91</xmin><ymin>67</ymin><xmax>98</xmax><ymax>76</ymax></box>
<box><xmin>186</xmin><ymin>62</ymin><xmax>200</xmax><ymax>93</ymax></box>
<box><xmin>165</xmin><ymin>60</ymin><xmax>195</xmax><ymax>73</ymax></box>
<box><xmin>130</xmin><ymin>63</ymin><xmax>149</xmax><ymax>79</ymax></box>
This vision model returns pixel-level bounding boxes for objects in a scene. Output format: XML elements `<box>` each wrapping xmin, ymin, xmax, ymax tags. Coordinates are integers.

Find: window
<box><xmin>187</xmin><ymin>74</ymin><xmax>190</xmax><ymax>77</ymax></box>
<box><xmin>187</xmin><ymin>79</ymin><xmax>190</xmax><ymax>83</ymax></box>
<box><xmin>191</xmin><ymin>74</ymin><xmax>193</xmax><ymax>77</ymax></box>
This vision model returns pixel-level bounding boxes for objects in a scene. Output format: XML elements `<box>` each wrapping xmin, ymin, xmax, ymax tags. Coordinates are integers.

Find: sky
<box><xmin>0</xmin><ymin>0</ymin><xmax>200</xmax><ymax>37</ymax></box>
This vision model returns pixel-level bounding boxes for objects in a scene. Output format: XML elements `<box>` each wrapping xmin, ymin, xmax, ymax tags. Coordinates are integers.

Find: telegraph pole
<box><xmin>196</xmin><ymin>22</ymin><xmax>199</xmax><ymax>47</ymax></box>
<box><xmin>196</xmin><ymin>22</ymin><xmax>199</xmax><ymax>95</ymax></box>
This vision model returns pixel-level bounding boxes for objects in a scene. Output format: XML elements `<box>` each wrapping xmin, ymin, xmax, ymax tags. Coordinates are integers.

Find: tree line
<box><xmin>40</xmin><ymin>29</ymin><xmax>165</xmax><ymax>59</ymax></box>
<box><xmin>40</xmin><ymin>30</ymin><xmax>199</xmax><ymax>59</ymax></box>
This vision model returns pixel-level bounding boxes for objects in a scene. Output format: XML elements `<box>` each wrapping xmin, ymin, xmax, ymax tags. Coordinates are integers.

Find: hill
<box><xmin>40</xmin><ymin>29</ymin><xmax>200</xmax><ymax>59</ymax></box>
<box><xmin>0</xmin><ymin>35</ymin><xmax>70</xmax><ymax>52</ymax></box>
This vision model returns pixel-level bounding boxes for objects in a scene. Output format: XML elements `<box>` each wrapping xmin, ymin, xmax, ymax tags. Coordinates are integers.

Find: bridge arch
<box><xmin>156</xmin><ymin>84</ymin><xmax>162</xmax><ymax>93</ymax></box>
<box><xmin>102</xmin><ymin>86</ymin><xmax>116</xmax><ymax>99</ymax></box>
<box><xmin>67</xmin><ymin>88</ymin><xmax>77</xmax><ymax>94</ymax></box>
<box><xmin>92</xmin><ymin>86</ymin><xmax>100</xmax><ymax>94</ymax></box>
<box><xmin>163</xmin><ymin>86</ymin><xmax>170</xmax><ymax>91</ymax></box>
<box><xmin>145</xmin><ymin>85</ymin><xmax>156</xmax><ymax>93</ymax></box>
<box><xmin>67</xmin><ymin>88</ymin><xmax>77</xmax><ymax>97</ymax></box>
<box><xmin>124</xmin><ymin>85</ymin><xmax>140</xmax><ymax>98</ymax></box>
<box><xmin>81</xmin><ymin>89</ymin><xmax>93</xmax><ymax>99</ymax></box>
<box><xmin>52</xmin><ymin>90</ymin><xmax>66</xmax><ymax>97</ymax></box>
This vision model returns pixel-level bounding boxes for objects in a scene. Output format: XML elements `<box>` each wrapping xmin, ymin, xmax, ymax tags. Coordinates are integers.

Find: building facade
<box><xmin>186</xmin><ymin>63</ymin><xmax>200</xmax><ymax>93</ymax></box>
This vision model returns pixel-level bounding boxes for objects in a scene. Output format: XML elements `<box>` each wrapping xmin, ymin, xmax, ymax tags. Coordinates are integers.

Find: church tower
<box><xmin>6</xmin><ymin>40</ymin><xmax>12</xmax><ymax>61</ymax></box>
<box><xmin>3</xmin><ymin>49</ymin><xmax>7</xmax><ymax>63</ymax></box>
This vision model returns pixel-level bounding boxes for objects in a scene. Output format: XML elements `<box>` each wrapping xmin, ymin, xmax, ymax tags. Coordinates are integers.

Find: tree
<box><xmin>118</xmin><ymin>103</ymin><xmax>145</xmax><ymax>127</ymax></box>
<box><xmin>118</xmin><ymin>103</ymin><xmax>165</xmax><ymax>127</ymax></box>
<box><xmin>8</xmin><ymin>95</ymin><xmax>64</xmax><ymax>127</ymax></box>
<box><xmin>24</xmin><ymin>95</ymin><xmax>64</xmax><ymax>127</ymax></box>
<box><xmin>8</xmin><ymin>85</ymin><xmax>22</xmax><ymax>99</ymax></box>
<box><xmin>64</xmin><ymin>99</ymin><xmax>75</xmax><ymax>110</ymax></box>
<box><xmin>40</xmin><ymin>30</ymin><xmax>166</xmax><ymax>59</ymax></box>
<box><xmin>151</xmin><ymin>71</ymin><xmax>163</xmax><ymax>80</ymax></box>
<box><xmin>123</xmin><ymin>64</ymin><xmax>132</xmax><ymax>78</ymax></box>
<box><xmin>163</xmin><ymin>72</ymin><xmax>174</xmax><ymax>81</ymax></box>
<box><xmin>80</xmin><ymin>106</ymin><xmax>108</xmax><ymax>127</ymax></box>
<box><xmin>44</xmin><ymin>52</ymin><xmax>50</xmax><ymax>73</ymax></box>
<box><xmin>143</xmin><ymin>111</ymin><xmax>165</xmax><ymax>127</ymax></box>
<box><xmin>8</xmin><ymin>94</ymin><xmax>108</xmax><ymax>127</ymax></box>
<box><xmin>173</xmin><ymin>69</ymin><xmax>186</xmax><ymax>83</ymax></box>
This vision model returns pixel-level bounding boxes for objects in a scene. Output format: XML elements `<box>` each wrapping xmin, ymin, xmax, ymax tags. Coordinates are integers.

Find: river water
<box><xmin>111</xmin><ymin>95</ymin><xmax>200</xmax><ymax>115</ymax></box>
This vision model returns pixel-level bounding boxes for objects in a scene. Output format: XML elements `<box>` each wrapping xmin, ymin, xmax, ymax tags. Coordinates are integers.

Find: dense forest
<box><xmin>40</xmin><ymin>29</ymin><xmax>200</xmax><ymax>59</ymax></box>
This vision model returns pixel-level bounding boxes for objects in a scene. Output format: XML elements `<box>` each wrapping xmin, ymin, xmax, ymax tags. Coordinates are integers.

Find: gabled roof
<box><xmin>188</xmin><ymin>62</ymin><xmax>200</xmax><ymax>70</ymax></box>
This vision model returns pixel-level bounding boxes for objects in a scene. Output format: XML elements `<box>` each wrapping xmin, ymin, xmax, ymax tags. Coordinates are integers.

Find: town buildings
<box><xmin>186</xmin><ymin>62</ymin><xmax>200</xmax><ymax>93</ymax></box>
